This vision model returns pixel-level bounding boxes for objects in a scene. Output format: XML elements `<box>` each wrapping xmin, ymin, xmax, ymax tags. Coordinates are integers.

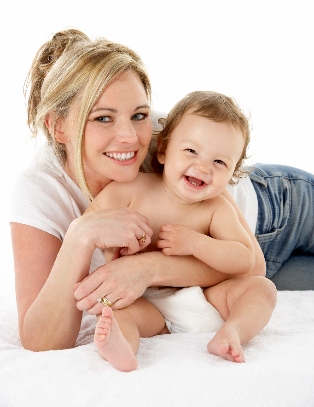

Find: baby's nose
<box><xmin>194</xmin><ymin>160</ymin><xmax>211</xmax><ymax>174</ymax></box>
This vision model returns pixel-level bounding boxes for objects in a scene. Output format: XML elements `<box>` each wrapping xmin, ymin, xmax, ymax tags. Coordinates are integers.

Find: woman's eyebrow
<box><xmin>90</xmin><ymin>107</ymin><xmax>117</xmax><ymax>113</ymax></box>
<box><xmin>134</xmin><ymin>104</ymin><xmax>150</xmax><ymax>110</ymax></box>
<box><xmin>91</xmin><ymin>104</ymin><xmax>150</xmax><ymax>113</ymax></box>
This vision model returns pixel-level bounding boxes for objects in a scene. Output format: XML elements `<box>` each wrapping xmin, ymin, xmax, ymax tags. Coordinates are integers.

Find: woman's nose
<box><xmin>115</xmin><ymin>119</ymin><xmax>138</xmax><ymax>143</ymax></box>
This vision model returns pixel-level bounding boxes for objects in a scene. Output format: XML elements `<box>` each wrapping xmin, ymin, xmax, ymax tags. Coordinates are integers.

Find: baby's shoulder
<box><xmin>130</xmin><ymin>172</ymin><xmax>161</xmax><ymax>190</ymax></box>
<box><xmin>202</xmin><ymin>194</ymin><xmax>234</xmax><ymax>212</ymax></box>
<box><xmin>107</xmin><ymin>172</ymin><xmax>159</xmax><ymax>195</ymax></box>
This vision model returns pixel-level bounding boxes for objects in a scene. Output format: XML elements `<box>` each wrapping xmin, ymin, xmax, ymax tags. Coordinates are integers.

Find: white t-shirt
<box><xmin>226</xmin><ymin>177</ymin><xmax>258</xmax><ymax>233</ymax></box>
<box><xmin>10</xmin><ymin>142</ymin><xmax>258</xmax><ymax>270</ymax></box>
<box><xmin>10</xmin><ymin>143</ymin><xmax>105</xmax><ymax>273</ymax></box>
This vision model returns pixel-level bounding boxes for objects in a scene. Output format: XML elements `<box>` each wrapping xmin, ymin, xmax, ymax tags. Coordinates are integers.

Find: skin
<box><xmin>12</xmin><ymin>71</ymin><xmax>153</xmax><ymax>350</ymax></box>
<box><xmin>12</xmin><ymin>71</ymin><xmax>266</xmax><ymax>352</ymax></box>
<box><xmin>156</xmin><ymin>114</ymin><xmax>255</xmax><ymax>272</ymax></box>
<box><xmin>158</xmin><ymin>114</ymin><xmax>244</xmax><ymax>204</ymax></box>
<box><xmin>88</xmin><ymin>114</ymin><xmax>276</xmax><ymax>369</ymax></box>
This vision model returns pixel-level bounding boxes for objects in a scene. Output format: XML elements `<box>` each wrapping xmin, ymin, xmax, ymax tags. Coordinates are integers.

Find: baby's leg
<box><xmin>204</xmin><ymin>276</ymin><xmax>277</xmax><ymax>363</ymax></box>
<box><xmin>95</xmin><ymin>297</ymin><xmax>166</xmax><ymax>372</ymax></box>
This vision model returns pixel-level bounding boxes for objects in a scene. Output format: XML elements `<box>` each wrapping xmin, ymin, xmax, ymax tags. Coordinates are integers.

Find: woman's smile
<box><xmin>104</xmin><ymin>151</ymin><xmax>136</xmax><ymax>161</ymax></box>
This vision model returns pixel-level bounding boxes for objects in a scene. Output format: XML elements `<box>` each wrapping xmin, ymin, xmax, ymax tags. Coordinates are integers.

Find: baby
<box><xmin>87</xmin><ymin>91</ymin><xmax>276</xmax><ymax>371</ymax></box>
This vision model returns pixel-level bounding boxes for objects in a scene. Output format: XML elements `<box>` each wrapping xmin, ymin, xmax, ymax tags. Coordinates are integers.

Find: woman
<box><xmin>10</xmin><ymin>29</ymin><xmax>312</xmax><ymax>352</ymax></box>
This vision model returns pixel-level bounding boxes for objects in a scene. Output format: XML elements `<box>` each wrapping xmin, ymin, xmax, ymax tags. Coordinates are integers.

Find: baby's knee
<box><xmin>249</xmin><ymin>276</ymin><xmax>277</xmax><ymax>306</ymax></box>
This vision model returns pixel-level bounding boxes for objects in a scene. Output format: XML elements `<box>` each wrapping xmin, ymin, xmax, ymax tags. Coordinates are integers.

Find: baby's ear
<box><xmin>156</xmin><ymin>135</ymin><xmax>166</xmax><ymax>164</ymax></box>
<box><xmin>157</xmin><ymin>152</ymin><xmax>165</xmax><ymax>164</ymax></box>
<box><xmin>157</xmin><ymin>153</ymin><xmax>165</xmax><ymax>164</ymax></box>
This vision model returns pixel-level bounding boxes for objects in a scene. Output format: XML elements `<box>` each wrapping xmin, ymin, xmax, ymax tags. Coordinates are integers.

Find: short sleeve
<box><xmin>10</xmin><ymin>163</ymin><xmax>87</xmax><ymax>241</ymax></box>
<box><xmin>226</xmin><ymin>177</ymin><xmax>258</xmax><ymax>233</ymax></box>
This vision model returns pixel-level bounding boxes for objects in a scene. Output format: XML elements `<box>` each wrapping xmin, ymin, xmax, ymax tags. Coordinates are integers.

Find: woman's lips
<box><xmin>104</xmin><ymin>151</ymin><xmax>136</xmax><ymax>161</ymax></box>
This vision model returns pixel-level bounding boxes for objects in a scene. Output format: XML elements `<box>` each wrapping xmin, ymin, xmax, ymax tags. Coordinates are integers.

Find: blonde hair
<box><xmin>25</xmin><ymin>29</ymin><xmax>151</xmax><ymax>200</ymax></box>
<box><xmin>150</xmin><ymin>91</ymin><xmax>251</xmax><ymax>185</ymax></box>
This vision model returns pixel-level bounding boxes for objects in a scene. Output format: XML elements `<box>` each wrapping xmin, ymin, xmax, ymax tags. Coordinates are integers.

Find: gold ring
<box><xmin>139</xmin><ymin>233</ymin><xmax>147</xmax><ymax>243</ymax></box>
<box><xmin>97</xmin><ymin>296</ymin><xmax>113</xmax><ymax>307</ymax></box>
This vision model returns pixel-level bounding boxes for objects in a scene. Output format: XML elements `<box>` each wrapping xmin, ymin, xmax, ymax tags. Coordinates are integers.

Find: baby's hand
<box><xmin>111</xmin><ymin>242</ymin><xmax>145</xmax><ymax>260</ymax></box>
<box><xmin>156</xmin><ymin>224</ymin><xmax>199</xmax><ymax>256</ymax></box>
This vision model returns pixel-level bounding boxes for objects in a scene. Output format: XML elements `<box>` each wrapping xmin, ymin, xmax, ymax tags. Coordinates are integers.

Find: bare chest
<box><xmin>130</xmin><ymin>192</ymin><xmax>213</xmax><ymax>249</ymax></box>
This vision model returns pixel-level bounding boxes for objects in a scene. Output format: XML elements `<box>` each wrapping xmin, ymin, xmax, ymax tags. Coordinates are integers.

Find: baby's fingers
<box><xmin>156</xmin><ymin>238</ymin><xmax>168</xmax><ymax>249</ymax></box>
<box><xmin>157</xmin><ymin>241</ymin><xmax>175</xmax><ymax>256</ymax></box>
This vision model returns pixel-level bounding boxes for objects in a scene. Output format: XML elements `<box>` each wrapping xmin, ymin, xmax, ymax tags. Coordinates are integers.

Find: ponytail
<box><xmin>25</xmin><ymin>29</ymin><xmax>89</xmax><ymax>135</ymax></box>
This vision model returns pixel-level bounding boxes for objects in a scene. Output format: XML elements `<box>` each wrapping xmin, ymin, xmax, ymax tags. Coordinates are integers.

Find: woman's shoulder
<box><xmin>10</xmin><ymin>144</ymin><xmax>87</xmax><ymax>240</ymax></box>
<box><xmin>225</xmin><ymin>175</ymin><xmax>258</xmax><ymax>233</ymax></box>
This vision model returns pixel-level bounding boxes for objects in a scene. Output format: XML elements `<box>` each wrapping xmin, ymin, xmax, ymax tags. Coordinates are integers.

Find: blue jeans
<box><xmin>249</xmin><ymin>164</ymin><xmax>314</xmax><ymax>290</ymax></box>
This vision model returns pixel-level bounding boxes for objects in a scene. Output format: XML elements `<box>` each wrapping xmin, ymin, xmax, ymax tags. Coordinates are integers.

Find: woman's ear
<box><xmin>45</xmin><ymin>114</ymin><xmax>68</xmax><ymax>143</ymax></box>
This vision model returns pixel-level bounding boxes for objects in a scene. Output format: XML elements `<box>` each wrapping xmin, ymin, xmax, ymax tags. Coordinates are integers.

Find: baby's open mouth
<box><xmin>185</xmin><ymin>176</ymin><xmax>205</xmax><ymax>187</ymax></box>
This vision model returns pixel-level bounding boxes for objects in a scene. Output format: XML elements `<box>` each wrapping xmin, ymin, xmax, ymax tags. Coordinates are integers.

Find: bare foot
<box><xmin>207</xmin><ymin>325</ymin><xmax>246</xmax><ymax>363</ymax></box>
<box><xmin>94</xmin><ymin>306</ymin><xmax>138</xmax><ymax>372</ymax></box>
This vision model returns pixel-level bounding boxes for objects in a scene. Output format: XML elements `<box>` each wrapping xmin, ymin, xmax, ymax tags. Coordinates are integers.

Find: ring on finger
<box><xmin>97</xmin><ymin>296</ymin><xmax>113</xmax><ymax>307</ymax></box>
<box><xmin>139</xmin><ymin>233</ymin><xmax>147</xmax><ymax>243</ymax></box>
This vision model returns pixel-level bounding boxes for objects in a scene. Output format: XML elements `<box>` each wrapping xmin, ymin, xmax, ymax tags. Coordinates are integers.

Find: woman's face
<box><xmin>61</xmin><ymin>70</ymin><xmax>152</xmax><ymax>196</ymax></box>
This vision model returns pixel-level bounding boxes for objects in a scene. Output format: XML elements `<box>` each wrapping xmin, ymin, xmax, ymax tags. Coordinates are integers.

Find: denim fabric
<box><xmin>270</xmin><ymin>254</ymin><xmax>314</xmax><ymax>290</ymax></box>
<box><xmin>249</xmin><ymin>164</ymin><xmax>314</xmax><ymax>280</ymax></box>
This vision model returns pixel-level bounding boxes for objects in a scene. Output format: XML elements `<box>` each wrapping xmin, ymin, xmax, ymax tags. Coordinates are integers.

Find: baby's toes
<box><xmin>231</xmin><ymin>346</ymin><xmax>245</xmax><ymax>363</ymax></box>
<box><xmin>102</xmin><ymin>306</ymin><xmax>113</xmax><ymax>318</ymax></box>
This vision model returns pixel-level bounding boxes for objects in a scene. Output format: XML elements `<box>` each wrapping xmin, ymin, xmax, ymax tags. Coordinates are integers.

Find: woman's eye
<box><xmin>132</xmin><ymin>113</ymin><xmax>148</xmax><ymax>121</ymax></box>
<box><xmin>214</xmin><ymin>159</ymin><xmax>226</xmax><ymax>166</ymax></box>
<box><xmin>95</xmin><ymin>116</ymin><xmax>111</xmax><ymax>123</ymax></box>
<box><xmin>185</xmin><ymin>148</ymin><xmax>197</xmax><ymax>154</ymax></box>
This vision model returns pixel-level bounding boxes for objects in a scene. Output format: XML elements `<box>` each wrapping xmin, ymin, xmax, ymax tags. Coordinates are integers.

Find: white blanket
<box><xmin>0</xmin><ymin>291</ymin><xmax>313</xmax><ymax>407</ymax></box>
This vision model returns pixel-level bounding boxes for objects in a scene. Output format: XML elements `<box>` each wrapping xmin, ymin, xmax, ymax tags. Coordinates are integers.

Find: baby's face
<box><xmin>158</xmin><ymin>114</ymin><xmax>244</xmax><ymax>203</ymax></box>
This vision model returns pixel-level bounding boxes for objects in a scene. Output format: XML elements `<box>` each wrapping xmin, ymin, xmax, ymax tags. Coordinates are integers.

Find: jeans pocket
<box><xmin>255</xmin><ymin>176</ymin><xmax>291</xmax><ymax>235</ymax></box>
<box><xmin>254</xmin><ymin>177</ymin><xmax>292</xmax><ymax>277</ymax></box>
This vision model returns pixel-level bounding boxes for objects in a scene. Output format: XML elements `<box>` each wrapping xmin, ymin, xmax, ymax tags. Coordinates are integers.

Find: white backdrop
<box><xmin>0</xmin><ymin>0</ymin><xmax>313</xmax><ymax>303</ymax></box>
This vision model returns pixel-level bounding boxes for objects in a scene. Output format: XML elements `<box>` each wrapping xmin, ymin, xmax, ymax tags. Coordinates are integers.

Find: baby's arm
<box><xmin>157</xmin><ymin>196</ymin><xmax>255</xmax><ymax>275</ymax></box>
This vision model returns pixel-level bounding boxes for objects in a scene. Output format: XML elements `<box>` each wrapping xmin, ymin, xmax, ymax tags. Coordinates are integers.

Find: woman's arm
<box><xmin>74</xmin><ymin>189</ymin><xmax>266</xmax><ymax>314</ymax></box>
<box><xmin>12</xmin><ymin>208</ymin><xmax>153</xmax><ymax>351</ymax></box>
<box><xmin>74</xmin><ymin>249</ymin><xmax>231</xmax><ymax>314</ymax></box>
<box><xmin>12</xmin><ymin>223</ymin><xmax>90</xmax><ymax>351</ymax></box>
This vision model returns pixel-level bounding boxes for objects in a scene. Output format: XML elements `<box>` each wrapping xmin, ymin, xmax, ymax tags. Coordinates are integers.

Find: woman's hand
<box><xmin>72</xmin><ymin>207</ymin><xmax>153</xmax><ymax>255</ymax></box>
<box><xmin>74</xmin><ymin>253</ymin><xmax>152</xmax><ymax>314</ymax></box>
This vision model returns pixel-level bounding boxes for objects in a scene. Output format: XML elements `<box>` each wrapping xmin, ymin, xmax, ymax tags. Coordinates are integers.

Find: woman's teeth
<box><xmin>105</xmin><ymin>152</ymin><xmax>135</xmax><ymax>161</ymax></box>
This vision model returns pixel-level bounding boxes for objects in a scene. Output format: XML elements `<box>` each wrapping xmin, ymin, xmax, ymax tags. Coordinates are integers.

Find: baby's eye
<box><xmin>95</xmin><ymin>116</ymin><xmax>111</xmax><ymax>123</ymax></box>
<box><xmin>185</xmin><ymin>148</ymin><xmax>197</xmax><ymax>154</ymax></box>
<box><xmin>214</xmin><ymin>159</ymin><xmax>226</xmax><ymax>166</ymax></box>
<box><xmin>132</xmin><ymin>113</ymin><xmax>148</xmax><ymax>121</ymax></box>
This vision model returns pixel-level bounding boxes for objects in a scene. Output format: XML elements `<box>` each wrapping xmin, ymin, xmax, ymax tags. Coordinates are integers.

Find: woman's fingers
<box><xmin>89</xmin><ymin>208</ymin><xmax>153</xmax><ymax>253</ymax></box>
<box><xmin>74</xmin><ymin>255</ymin><xmax>150</xmax><ymax>313</ymax></box>
<box><xmin>121</xmin><ymin>227</ymin><xmax>152</xmax><ymax>255</ymax></box>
